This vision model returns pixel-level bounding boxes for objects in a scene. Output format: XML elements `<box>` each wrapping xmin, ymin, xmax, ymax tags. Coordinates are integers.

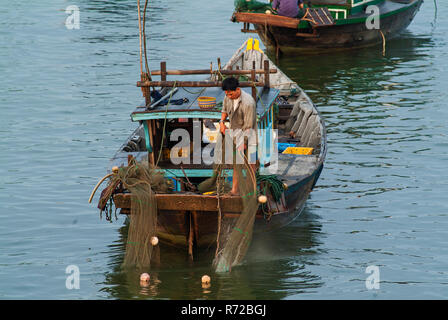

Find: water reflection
<box><xmin>274</xmin><ymin>34</ymin><xmax>434</xmax><ymax>103</ymax></box>
<box><xmin>99</xmin><ymin>207</ymin><xmax>323</xmax><ymax>299</ymax></box>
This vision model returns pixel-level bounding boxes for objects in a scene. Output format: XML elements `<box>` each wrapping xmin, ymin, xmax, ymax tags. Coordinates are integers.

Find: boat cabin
<box><xmin>309</xmin><ymin>0</ymin><xmax>385</xmax><ymax>20</ymax></box>
<box><xmin>121</xmin><ymin>60</ymin><xmax>281</xmax><ymax>190</ymax></box>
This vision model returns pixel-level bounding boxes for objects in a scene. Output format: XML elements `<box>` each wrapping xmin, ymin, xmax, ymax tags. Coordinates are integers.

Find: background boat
<box><xmin>233</xmin><ymin>0</ymin><xmax>424</xmax><ymax>54</ymax></box>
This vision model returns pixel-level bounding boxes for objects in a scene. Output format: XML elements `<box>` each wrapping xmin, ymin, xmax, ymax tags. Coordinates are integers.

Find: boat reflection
<box><xmin>99</xmin><ymin>206</ymin><xmax>324</xmax><ymax>299</ymax></box>
<box><xmin>272</xmin><ymin>34</ymin><xmax>434</xmax><ymax>96</ymax></box>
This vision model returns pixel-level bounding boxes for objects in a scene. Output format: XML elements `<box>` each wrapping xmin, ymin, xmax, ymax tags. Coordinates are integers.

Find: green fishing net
<box><xmin>213</xmin><ymin>151</ymin><xmax>258</xmax><ymax>273</ymax></box>
<box><xmin>99</xmin><ymin>159</ymin><xmax>173</xmax><ymax>269</ymax></box>
<box><xmin>98</xmin><ymin>144</ymin><xmax>262</xmax><ymax>273</ymax></box>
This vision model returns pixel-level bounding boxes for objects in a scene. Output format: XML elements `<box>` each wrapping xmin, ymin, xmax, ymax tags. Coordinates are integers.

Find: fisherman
<box><xmin>271</xmin><ymin>0</ymin><xmax>305</xmax><ymax>18</ymax></box>
<box><xmin>219</xmin><ymin>77</ymin><xmax>257</xmax><ymax>195</ymax></box>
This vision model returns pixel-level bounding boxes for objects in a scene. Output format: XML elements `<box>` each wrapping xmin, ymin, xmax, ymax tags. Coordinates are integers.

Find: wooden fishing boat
<box><xmin>96</xmin><ymin>39</ymin><xmax>326</xmax><ymax>255</ymax></box>
<box><xmin>233</xmin><ymin>0</ymin><xmax>423</xmax><ymax>54</ymax></box>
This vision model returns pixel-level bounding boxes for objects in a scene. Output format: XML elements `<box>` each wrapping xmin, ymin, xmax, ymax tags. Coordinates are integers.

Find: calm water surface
<box><xmin>0</xmin><ymin>1</ymin><xmax>446</xmax><ymax>299</ymax></box>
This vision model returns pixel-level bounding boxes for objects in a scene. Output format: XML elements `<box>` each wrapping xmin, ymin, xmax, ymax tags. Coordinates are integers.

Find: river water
<box><xmin>0</xmin><ymin>1</ymin><xmax>446</xmax><ymax>299</ymax></box>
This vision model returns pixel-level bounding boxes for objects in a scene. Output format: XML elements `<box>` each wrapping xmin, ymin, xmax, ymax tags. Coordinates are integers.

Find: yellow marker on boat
<box><xmin>246</xmin><ymin>38</ymin><xmax>254</xmax><ymax>51</ymax></box>
<box><xmin>253</xmin><ymin>39</ymin><xmax>263</xmax><ymax>53</ymax></box>
<box><xmin>282</xmin><ymin>147</ymin><xmax>314</xmax><ymax>155</ymax></box>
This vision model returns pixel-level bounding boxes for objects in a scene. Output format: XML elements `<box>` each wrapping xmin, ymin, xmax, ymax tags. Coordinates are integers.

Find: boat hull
<box><xmin>253</xmin><ymin>0</ymin><xmax>423</xmax><ymax>54</ymax></box>
<box><xmin>114</xmin><ymin>162</ymin><xmax>323</xmax><ymax>248</ymax></box>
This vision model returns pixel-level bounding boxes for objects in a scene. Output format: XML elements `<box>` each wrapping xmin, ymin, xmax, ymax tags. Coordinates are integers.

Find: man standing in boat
<box><xmin>219</xmin><ymin>77</ymin><xmax>257</xmax><ymax>195</ymax></box>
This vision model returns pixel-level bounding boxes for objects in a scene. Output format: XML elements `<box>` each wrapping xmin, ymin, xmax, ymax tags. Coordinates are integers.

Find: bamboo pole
<box><xmin>137</xmin><ymin>80</ymin><xmax>265</xmax><ymax>88</ymax></box>
<box><xmin>137</xmin><ymin>0</ymin><xmax>143</xmax><ymax>74</ymax></box>
<box><xmin>150</xmin><ymin>68</ymin><xmax>277</xmax><ymax>76</ymax></box>
<box><xmin>142</xmin><ymin>0</ymin><xmax>150</xmax><ymax>76</ymax></box>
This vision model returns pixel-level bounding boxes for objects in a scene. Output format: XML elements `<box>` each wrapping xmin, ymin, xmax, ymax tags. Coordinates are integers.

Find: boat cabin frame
<box><xmin>131</xmin><ymin>59</ymin><xmax>281</xmax><ymax>184</ymax></box>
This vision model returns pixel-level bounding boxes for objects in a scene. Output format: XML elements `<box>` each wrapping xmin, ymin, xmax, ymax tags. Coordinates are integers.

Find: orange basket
<box><xmin>198</xmin><ymin>96</ymin><xmax>216</xmax><ymax>109</ymax></box>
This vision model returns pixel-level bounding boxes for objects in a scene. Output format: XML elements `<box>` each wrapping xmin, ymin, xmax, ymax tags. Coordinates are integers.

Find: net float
<box><xmin>258</xmin><ymin>195</ymin><xmax>267</xmax><ymax>204</ymax></box>
<box><xmin>150</xmin><ymin>236</ymin><xmax>159</xmax><ymax>246</ymax></box>
<box><xmin>201</xmin><ymin>275</ymin><xmax>211</xmax><ymax>284</ymax></box>
<box><xmin>140</xmin><ymin>273</ymin><xmax>150</xmax><ymax>282</ymax></box>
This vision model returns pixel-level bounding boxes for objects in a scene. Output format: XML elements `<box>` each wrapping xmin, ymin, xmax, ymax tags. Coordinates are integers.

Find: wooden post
<box><xmin>188</xmin><ymin>212</ymin><xmax>194</xmax><ymax>261</ymax></box>
<box><xmin>217</xmin><ymin>58</ymin><xmax>222</xmax><ymax>81</ymax></box>
<box><xmin>264</xmin><ymin>60</ymin><xmax>270</xmax><ymax>89</ymax></box>
<box><xmin>192</xmin><ymin>211</ymin><xmax>199</xmax><ymax>246</ymax></box>
<box><xmin>141</xmin><ymin>73</ymin><xmax>151</xmax><ymax>106</ymax></box>
<box><xmin>251</xmin><ymin>62</ymin><xmax>257</xmax><ymax>102</ymax></box>
<box><xmin>161</xmin><ymin>61</ymin><xmax>167</xmax><ymax>82</ymax></box>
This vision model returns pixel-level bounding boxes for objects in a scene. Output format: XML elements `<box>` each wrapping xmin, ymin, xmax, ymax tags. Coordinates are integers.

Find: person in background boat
<box><xmin>220</xmin><ymin>77</ymin><xmax>257</xmax><ymax>195</ymax></box>
<box><xmin>297</xmin><ymin>0</ymin><xmax>306</xmax><ymax>19</ymax></box>
<box><xmin>271</xmin><ymin>0</ymin><xmax>305</xmax><ymax>18</ymax></box>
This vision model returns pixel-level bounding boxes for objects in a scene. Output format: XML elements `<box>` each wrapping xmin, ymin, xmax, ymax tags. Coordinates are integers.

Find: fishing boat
<box><xmin>232</xmin><ymin>0</ymin><xmax>423</xmax><ymax>55</ymax></box>
<box><xmin>93</xmin><ymin>38</ymin><xmax>326</xmax><ymax>258</ymax></box>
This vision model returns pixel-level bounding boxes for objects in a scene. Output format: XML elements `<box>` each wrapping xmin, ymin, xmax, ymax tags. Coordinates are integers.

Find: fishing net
<box><xmin>97</xmin><ymin>138</ymin><xmax>262</xmax><ymax>273</ymax></box>
<box><xmin>213</xmin><ymin>149</ymin><xmax>258</xmax><ymax>273</ymax></box>
<box><xmin>234</xmin><ymin>0</ymin><xmax>272</xmax><ymax>12</ymax></box>
<box><xmin>256</xmin><ymin>172</ymin><xmax>284</xmax><ymax>202</ymax></box>
<box><xmin>99</xmin><ymin>159</ymin><xmax>173</xmax><ymax>269</ymax></box>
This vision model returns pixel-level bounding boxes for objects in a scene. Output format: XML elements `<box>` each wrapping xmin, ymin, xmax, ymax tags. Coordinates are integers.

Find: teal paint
<box><xmin>142</xmin><ymin>121</ymin><xmax>153</xmax><ymax>153</ymax></box>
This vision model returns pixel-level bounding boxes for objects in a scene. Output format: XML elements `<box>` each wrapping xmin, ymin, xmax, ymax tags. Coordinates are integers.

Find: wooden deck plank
<box><xmin>113</xmin><ymin>193</ymin><xmax>244</xmax><ymax>213</ymax></box>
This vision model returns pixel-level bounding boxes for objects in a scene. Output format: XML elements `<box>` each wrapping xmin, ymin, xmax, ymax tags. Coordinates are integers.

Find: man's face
<box><xmin>225</xmin><ymin>87</ymin><xmax>241</xmax><ymax>100</ymax></box>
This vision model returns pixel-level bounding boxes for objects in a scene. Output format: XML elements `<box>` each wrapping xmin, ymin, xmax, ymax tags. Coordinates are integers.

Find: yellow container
<box><xmin>282</xmin><ymin>147</ymin><xmax>314</xmax><ymax>155</ymax></box>
<box><xmin>198</xmin><ymin>96</ymin><xmax>216</xmax><ymax>109</ymax></box>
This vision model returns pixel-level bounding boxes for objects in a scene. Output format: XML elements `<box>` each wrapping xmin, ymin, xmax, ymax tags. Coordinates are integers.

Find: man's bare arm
<box><xmin>220</xmin><ymin>112</ymin><xmax>228</xmax><ymax>134</ymax></box>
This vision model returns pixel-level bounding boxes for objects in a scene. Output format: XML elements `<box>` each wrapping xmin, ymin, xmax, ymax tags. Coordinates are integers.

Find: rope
<box><xmin>88</xmin><ymin>173</ymin><xmax>114</xmax><ymax>203</ymax></box>
<box><xmin>379</xmin><ymin>30</ymin><xmax>386</xmax><ymax>56</ymax></box>
<box><xmin>181</xmin><ymin>87</ymin><xmax>204</xmax><ymax>95</ymax></box>
<box><xmin>137</xmin><ymin>0</ymin><xmax>143</xmax><ymax>74</ymax></box>
<box><xmin>215</xmin><ymin>165</ymin><xmax>224</xmax><ymax>259</ymax></box>
<box><xmin>256</xmin><ymin>172</ymin><xmax>284</xmax><ymax>202</ymax></box>
<box><xmin>142</xmin><ymin>0</ymin><xmax>151</xmax><ymax>78</ymax></box>
<box><xmin>432</xmin><ymin>0</ymin><xmax>438</xmax><ymax>32</ymax></box>
<box><xmin>252</xmin><ymin>81</ymin><xmax>266</xmax><ymax>109</ymax></box>
<box><xmin>155</xmin><ymin>81</ymin><xmax>177</xmax><ymax>166</ymax></box>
